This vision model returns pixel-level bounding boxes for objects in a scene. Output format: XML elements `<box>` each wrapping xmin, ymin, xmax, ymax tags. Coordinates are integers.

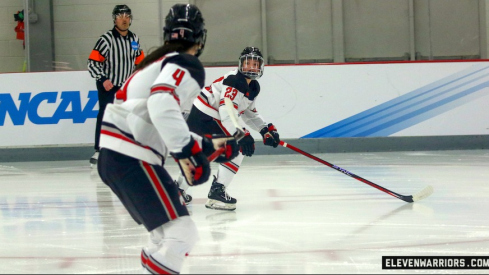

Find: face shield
<box><xmin>238</xmin><ymin>54</ymin><xmax>264</xmax><ymax>80</ymax></box>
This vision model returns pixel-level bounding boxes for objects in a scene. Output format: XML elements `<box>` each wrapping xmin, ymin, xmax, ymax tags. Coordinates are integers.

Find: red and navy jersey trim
<box><xmin>151</xmin><ymin>84</ymin><xmax>179</xmax><ymax>105</ymax></box>
<box><xmin>101</xmin><ymin>122</ymin><xmax>165</xmax><ymax>161</ymax></box>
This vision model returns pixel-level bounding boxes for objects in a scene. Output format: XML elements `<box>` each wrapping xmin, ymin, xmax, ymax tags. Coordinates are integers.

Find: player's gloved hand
<box><xmin>202</xmin><ymin>134</ymin><xmax>240</xmax><ymax>163</ymax></box>
<box><xmin>170</xmin><ymin>137</ymin><xmax>210</xmax><ymax>186</ymax></box>
<box><xmin>238</xmin><ymin>128</ymin><xmax>255</xmax><ymax>157</ymax></box>
<box><xmin>260</xmin><ymin>123</ymin><xmax>280</xmax><ymax>148</ymax></box>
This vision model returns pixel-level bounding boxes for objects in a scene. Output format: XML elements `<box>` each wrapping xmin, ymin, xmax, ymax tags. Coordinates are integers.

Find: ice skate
<box><xmin>90</xmin><ymin>151</ymin><xmax>99</xmax><ymax>168</ymax></box>
<box><xmin>175</xmin><ymin>181</ymin><xmax>192</xmax><ymax>205</ymax></box>
<box><xmin>205</xmin><ymin>177</ymin><xmax>236</xmax><ymax>211</ymax></box>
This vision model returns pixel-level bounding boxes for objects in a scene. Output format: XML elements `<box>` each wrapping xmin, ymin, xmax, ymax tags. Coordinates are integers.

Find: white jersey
<box><xmin>193</xmin><ymin>69</ymin><xmax>267</xmax><ymax>135</ymax></box>
<box><xmin>99</xmin><ymin>52</ymin><xmax>205</xmax><ymax>165</ymax></box>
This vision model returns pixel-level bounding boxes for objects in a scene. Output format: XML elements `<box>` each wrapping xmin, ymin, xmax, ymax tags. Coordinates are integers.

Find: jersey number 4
<box><xmin>116</xmin><ymin>69</ymin><xmax>186</xmax><ymax>102</ymax></box>
<box><xmin>224</xmin><ymin>87</ymin><xmax>238</xmax><ymax>100</ymax></box>
<box><xmin>172</xmin><ymin>69</ymin><xmax>185</xmax><ymax>86</ymax></box>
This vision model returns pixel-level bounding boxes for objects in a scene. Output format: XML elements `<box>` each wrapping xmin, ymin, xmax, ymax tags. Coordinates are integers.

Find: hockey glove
<box><xmin>238</xmin><ymin>129</ymin><xmax>255</xmax><ymax>157</ymax></box>
<box><xmin>260</xmin><ymin>123</ymin><xmax>280</xmax><ymax>148</ymax></box>
<box><xmin>202</xmin><ymin>134</ymin><xmax>240</xmax><ymax>163</ymax></box>
<box><xmin>170</xmin><ymin>137</ymin><xmax>210</xmax><ymax>186</ymax></box>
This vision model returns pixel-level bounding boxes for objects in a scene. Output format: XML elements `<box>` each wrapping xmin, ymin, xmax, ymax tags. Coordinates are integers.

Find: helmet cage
<box><xmin>239</xmin><ymin>54</ymin><xmax>264</xmax><ymax>80</ymax></box>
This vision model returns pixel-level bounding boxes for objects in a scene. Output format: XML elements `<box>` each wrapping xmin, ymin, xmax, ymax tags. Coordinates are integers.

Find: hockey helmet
<box><xmin>238</xmin><ymin>47</ymin><xmax>264</xmax><ymax>80</ymax></box>
<box><xmin>163</xmin><ymin>4</ymin><xmax>207</xmax><ymax>57</ymax></box>
<box><xmin>112</xmin><ymin>4</ymin><xmax>132</xmax><ymax>21</ymax></box>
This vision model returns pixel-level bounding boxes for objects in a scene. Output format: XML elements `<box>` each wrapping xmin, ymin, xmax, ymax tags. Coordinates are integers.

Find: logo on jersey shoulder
<box><xmin>131</xmin><ymin>41</ymin><xmax>139</xmax><ymax>51</ymax></box>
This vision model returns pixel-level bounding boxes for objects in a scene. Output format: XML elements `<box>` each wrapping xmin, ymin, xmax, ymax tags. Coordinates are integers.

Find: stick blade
<box><xmin>411</xmin><ymin>185</ymin><xmax>434</xmax><ymax>202</ymax></box>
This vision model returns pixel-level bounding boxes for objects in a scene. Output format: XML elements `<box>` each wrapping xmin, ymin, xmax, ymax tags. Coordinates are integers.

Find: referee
<box><xmin>88</xmin><ymin>4</ymin><xmax>144</xmax><ymax>166</ymax></box>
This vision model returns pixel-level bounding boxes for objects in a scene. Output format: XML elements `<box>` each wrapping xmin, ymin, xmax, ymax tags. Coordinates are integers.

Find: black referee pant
<box><xmin>94</xmin><ymin>82</ymin><xmax>120</xmax><ymax>151</ymax></box>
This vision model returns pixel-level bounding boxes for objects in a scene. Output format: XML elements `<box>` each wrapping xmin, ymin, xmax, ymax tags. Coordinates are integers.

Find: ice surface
<box><xmin>1</xmin><ymin>150</ymin><xmax>488</xmax><ymax>274</ymax></box>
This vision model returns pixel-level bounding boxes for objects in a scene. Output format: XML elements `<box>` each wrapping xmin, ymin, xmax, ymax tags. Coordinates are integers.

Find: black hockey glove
<box><xmin>238</xmin><ymin>129</ymin><xmax>255</xmax><ymax>157</ymax></box>
<box><xmin>202</xmin><ymin>134</ymin><xmax>240</xmax><ymax>163</ymax></box>
<box><xmin>170</xmin><ymin>137</ymin><xmax>210</xmax><ymax>186</ymax></box>
<box><xmin>260</xmin><ymin>123</ymin><xmax>280</xmax><ymax>148</ymax></box>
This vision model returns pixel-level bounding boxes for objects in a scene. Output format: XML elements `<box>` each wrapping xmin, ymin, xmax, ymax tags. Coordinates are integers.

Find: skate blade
<box><xmin>205</xmin><ymin>199</ymin><xmax>236</xmax><ymax>211</ymax></box>
<box><xmin>183</xmin><ymin>195</ymin><xmax>192</xmax><ymax>205</ymax></box>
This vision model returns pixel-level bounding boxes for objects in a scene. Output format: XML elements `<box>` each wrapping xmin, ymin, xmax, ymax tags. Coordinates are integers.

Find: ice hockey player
<box><xmin>96</xmin><ymin>4</ymin><xmax>238</xmax><ymax>274</ymax></box>
<box><xmin>176</xmin><ymin>46</ymin><xmax>281</xmax><ymax>211</ymax></box>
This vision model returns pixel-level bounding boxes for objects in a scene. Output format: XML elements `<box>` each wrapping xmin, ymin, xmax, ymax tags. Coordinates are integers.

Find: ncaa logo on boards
<box><xmin>0</xmin><ymin>91</ymin><xmax>98</xmax><ymax>126</ymax></box>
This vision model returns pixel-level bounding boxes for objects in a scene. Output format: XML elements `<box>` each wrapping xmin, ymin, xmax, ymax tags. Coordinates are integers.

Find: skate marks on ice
<box><xmin>1</xmin><ymin>150</ymin><xmax>489</xmax><ymax>273</ymax></box>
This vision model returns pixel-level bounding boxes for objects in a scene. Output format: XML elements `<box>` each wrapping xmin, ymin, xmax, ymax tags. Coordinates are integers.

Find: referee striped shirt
<box><xmin>88</xmin><ymin>27</ymin><xmax>145</xmax><ymax>87</ymax></box>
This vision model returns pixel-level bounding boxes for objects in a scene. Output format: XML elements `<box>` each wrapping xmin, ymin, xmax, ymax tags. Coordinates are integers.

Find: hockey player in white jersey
<box><xmin>177</xmin><ymin>46</ymin><xmax>281</xmax><ymax>210</ymax></box>
<box><xmin>96</xmin><ymin>4</ymin><xmax>239</xmax><ymax>274</ymax></box>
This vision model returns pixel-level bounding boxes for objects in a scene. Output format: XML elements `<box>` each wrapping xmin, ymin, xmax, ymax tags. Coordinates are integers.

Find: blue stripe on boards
<box><xmin>303</xmin><ymin>64</ymin><xmax>489</xmax><ymax>138</ymax></box>
<box><xmin>336</xmin><ymin>74</ymin><xmax>489</xmax><ymax>137</ymax></box>
<box><xmin>357</xmin><ymin>80</ymin><xmax>489</xmax><ymax>136</ymax></box>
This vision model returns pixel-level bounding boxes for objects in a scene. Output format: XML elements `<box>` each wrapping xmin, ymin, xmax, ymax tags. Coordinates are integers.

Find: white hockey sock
<box><xmin>145</xmin><ymin>216</ymin><xmax>199</xmax><ymax>274</ymax></box>
<box><xmin>176</xmin><ymin>173</ymin><xmax>190</xmax><ymax>191</ymax></box>
<box><xmin>141</xmin><ymin>226</ymin><xmax>164</xmax><ymax>269</ymax></box>
<box><xmin>216</xmin><ymin>153</ymin><xmax>244</xmax><ymax>187</ymax></box>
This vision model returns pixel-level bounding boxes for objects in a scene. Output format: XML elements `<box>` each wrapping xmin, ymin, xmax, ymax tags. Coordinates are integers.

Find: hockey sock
<box><xmin>145</xmin><ymin>216</ymin><xmax>199</xmax><ymax>274</ymax></box>
<box><xmin>216</xmin><ymin>153</ymin><xmax>244</xmax><ymax>187</ymax></box>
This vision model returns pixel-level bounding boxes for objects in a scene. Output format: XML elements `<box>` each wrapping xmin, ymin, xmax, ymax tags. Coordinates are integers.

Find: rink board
<box><xmin>1</xmin><ymin>61</ymin><xmax>488</xmax><ymax>148</ymax></box>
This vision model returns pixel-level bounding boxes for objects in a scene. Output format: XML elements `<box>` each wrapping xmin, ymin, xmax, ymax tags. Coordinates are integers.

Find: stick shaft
<box><xmin>279</xmin><ymin>141</ymin><xmax>411</xmax><ymax>202</ymax></box>
<box><xmin>224</xmin><ymin>97</ymin><xmax>245</xmax><ymax>140</ymax></box>
<box><xmin>207</xmin><ymin>147</ymin><xmax>225</xmax><ymax>162</ymax></box>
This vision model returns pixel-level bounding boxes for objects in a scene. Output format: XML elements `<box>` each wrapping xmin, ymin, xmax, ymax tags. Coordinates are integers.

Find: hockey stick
<box><xmin>207</xmin><ymin>147</ymin><xmax>226</xmax><ymax>162</ymax></box>
<box><xmin>223</xmin><ymin>97</ymin><xmax>432</xmax><ymax>203</ymax></box>
<box><xmin>206</xmin><ymin>98</ymin><xmax>244</xmax><ymax>162</ymax></box>
<box><xmin>224</xmin><ymin>97</ymin><xmax>245</xmax><ymax>140</ymax></box>
<box><xmin>279</xmin><ymin>141</ymin><xmax>433</xmax><ymax>203</ymax></box>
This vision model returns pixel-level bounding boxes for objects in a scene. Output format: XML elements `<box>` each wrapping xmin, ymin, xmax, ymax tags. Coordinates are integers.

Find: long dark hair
<box><xmin>136</xmin><ymin>40</ymin><xmax>195</xmax><ymax>71</ymax></box>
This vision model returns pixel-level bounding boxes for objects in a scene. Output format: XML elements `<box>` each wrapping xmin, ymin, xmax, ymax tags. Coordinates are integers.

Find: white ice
<box><xmin>1</xmin><ymin>149</ymin><xmax>488</xmax><ymax>274</ymax></box>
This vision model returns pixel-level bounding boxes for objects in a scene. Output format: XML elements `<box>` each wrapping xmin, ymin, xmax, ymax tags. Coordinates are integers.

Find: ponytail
<box><xmin>136</xmin><ymin>40</ymin><xmax>195</xmax><ymax>71</ymax></box>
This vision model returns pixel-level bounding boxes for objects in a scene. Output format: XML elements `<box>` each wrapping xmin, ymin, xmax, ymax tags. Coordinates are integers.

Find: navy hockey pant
<box><xmin>97</xmin><ymin>148</ymin><xmax>189</xmax><ymax>232</ymax></box>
